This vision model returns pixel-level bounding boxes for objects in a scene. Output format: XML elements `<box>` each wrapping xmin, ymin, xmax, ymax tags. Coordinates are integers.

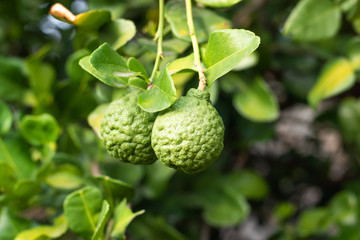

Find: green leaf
<box><xmin>11</xmin><ymin>179</ymin><xmax>41</xmax><ymax>199</ymax></box>
<box><xmin>204</xmin><ymin>29</ymin><xmax>260</xmax><ymax>86</ymax></box>
<box><xmin>0</xmin><ymin>136</ymin><xmax>37</xmax><ymax>179</ymax></box>
<box><xmin>345</xmin><ymin>37</ymin><xmax>360</xmax><ymax>69</ymax></box>
<box><xmin>165</xmin><ymin>0</ymin><xmax>231</xmax><ymax>43</ymax></box>
<box><xmin>100</xmin><ymin>19</ymin><xmax>136</xmax><ymax>50</ymax></box>
<box><xmin>127</xmin><ymin>57</ymin><xmax>149</xmax><ymax>78</ymax></box>
<box><xmin>111</xmin><ymin>199</ymin><xmax>144</xmax><ymax>239</ymax></box>
<box><xmin>20</xmin><ymin>113</ymin><xmax>60</xmax><ymax>146</ymax></box>
<box><xmin>45</xmin><ymin>164</ymin><xmax>84</xmax><ymax>190</ymax></box>
<box><xmin>93</xmin><ymin>175</ymin><xmax>135</xmax><ymax>205</ymax></box>
<box><xmin>128</xmin><ymin>77</ymin><xmax>148</xmax><ymax>90</ymax></box>
<box><xmin>66</xmin><ymin>49</ymin><xmax>90</xmax><ymax>81</ymax></box>
<box><xmin>0</xmin><ymin>100</ymin><xmax>13</xmax><ymax>136</ymax></box>
<box><xmin>88</xmin><ymin>104</ymin><xmax>109</xmax><ymax>138</ymax></box>
<box><xmin>15</xmin><ymin>215</ymin><xmax>67</xmax><ymax>240</ymax></box>
<box><xmin>74</xmin><ymin>10</ymin><xmax>111</xmax><ymax>29</ymax></box>
<box><xmin>274</xmin><ymin>202</ymin><xmax>296</xmax><ymax>222</ymax></box>
<box><xmin>80</xmin><ymin>56</ymin><xmax>127</xmax><ymax>88</ymax></box>
<box><xmin>338</xmin><ymin>97</ymin><xmax>360</xmax><ymax>143</ymax></box>
<box><xmin>201</xmin><ymin>187</ymin><xmax>250</xmax><ymax>227</ymax></box>
<box><xmin>328</xmin><ymin>191</ymin><xmax>358</xmax><ymax>225</ymax></box>
<box><xmin>195</xmin><ymin>0</ymin><xmax>242</xmax><ymax>8</ymax></box>
<box><xmin>91</xmin><ymin>201</ymin><xmax>111</xmax><ymax>240</ymax></box>
<box><xmin>168</xmin><ymin>54</ymin><xmax>196</xmax><ymax>75</ymax></box>
<box><xmin>0</xmin><ymin>162</ymin><xmax>16</xmax><ymax>192</ymax></box>
<box><xmin>296</xmin><ymin>208</ymin><xmax>330</xmax><ymax>238</ymax></box>
<box><xmin>283</xmin><ymin>0</ymin><xmax>341</xmax><ymax>41</ymax></box>
<box><xmin>0</xmin><ymin>208</ymin><xmax>32</xmax><ymax>240</ymax></box>
<box><xmin>64</xmin><ymin>186</ymin><xmax>104</xmax><ymax>239</ymax></box>
<box><xmin>138</xmin><ymin>67</ymin><xmax>176</xmax><ymax>113</ymax></box>
<box><xmin>222</xmin><ymin>169</ymin><xmax>269</xmax><ymax>200</ymax></box>
<box><xmin>308</xmin><ymin>58</ymin><xmax>355</xmax><ymax>108</ymax></box>
<box><xmin>232</xmin><ymin>77</ymin><xmax>279</xmax><ymax>122</ymax></box>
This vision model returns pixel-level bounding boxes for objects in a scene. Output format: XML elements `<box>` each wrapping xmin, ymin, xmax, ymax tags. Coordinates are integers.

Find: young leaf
<box><xmin>93</xmin><ymin>175</ymin><xmax>135</xmax><ymax>205</ymax></box>
<box><xmin>283</xmin><ymin>0</ymin><xmax>341</xmax><ymax>41</ymax></box>
<box><xmin>100</xmin><ymin>19</ymin><xmax>136</xmax><ymax>50</ymax></box>
<box><xmin>232</xmin><ymin>77</ymin><xmax>279</xmax><ymax>122</ymax></box>
<box><xmin>79</xmin><ymin>56</ymin><xmax>127</xmax><ymax>87</ymax></box>
<box><xmin>14</xmin><ymin>215</ymin><xmax>67</xmax><ymax>240</ymax></box>
<box><xmin>111</xmin><ymin>199</ymin><xmax>144</xmax><ymax>239</ymax></box>
<box><xmin>308</xmin><ymin>58</ymin><xmax>355</xmax><ymax>108</ymax></box>
<box><xmin>64</xmin><ymin>186</ymin><xmax>104</xmax><ymax>239</ymax></box>
<box><xmin>138</xmin><ymin>68</ymin><xmax>176</xmax><ymax>113</ymax></box>
<box><xmin>168</xmin><ymin>53</ymin><xmax>196</xmax><ymax>75</ymax></box>
<box><xmin>74</xmin><ymin>10</ymin><xmax>111</xmax><ymax>30</ymax></box>
<box><xmin>165</xmin><ymin>0</ymin><xmax>231</xmax><ymax>43</ymax></box>
<box><xmin>127</xmin><ymin>57</ymin><xmax>149</xmax><ymax>78</ymax></box>
<box><xmin>0</xmin><ymin>100</ymin><xmax>13</xmax><ymax>136</ymax></box>
<box><xmin>20</xmin><ymin>113</ymin><xmax>59</xmax><ymax>146</ymax></box>
<box><xmin>195</xmin><ymin>0</ymin><xmax>243</xmax><ymax>8</ymax></box>
<box><xmin>204</xmin><ymin>29</ymin><xmax>260</xmax><ymax>86</ymax></box>
<box><xmin>91</xmin><ymin>201</ymin><xmax>111</xmax><ymax>240</ymax></box>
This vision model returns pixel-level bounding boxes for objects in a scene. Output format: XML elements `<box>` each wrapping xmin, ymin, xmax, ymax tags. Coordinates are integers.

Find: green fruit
<box><xmin>101</xmin><ymin>91</ymin><xmax>157</xmax><ymax>164</ymax></box>
<box><xmin>152</xmin><ymin>88</ymin><xmax>224</xmax><ymax>174</ymax></box>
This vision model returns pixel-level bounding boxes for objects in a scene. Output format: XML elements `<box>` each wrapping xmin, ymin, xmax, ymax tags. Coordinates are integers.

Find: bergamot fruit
<box><xmin>101</xmin><ymin>90</ymin><xmax>157</xmax><ymax>164</ymax></box>
<box><xmin>152</xmin><ymin>88</ymin><xmax>224</xmax><ymax>173</ymax></box>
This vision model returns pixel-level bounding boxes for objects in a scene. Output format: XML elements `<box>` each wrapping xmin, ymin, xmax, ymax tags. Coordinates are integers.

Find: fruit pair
<box><xmin>100</xmin><ymin>88</ymin><xmax>225</xmax><ymax>173</ymax></box>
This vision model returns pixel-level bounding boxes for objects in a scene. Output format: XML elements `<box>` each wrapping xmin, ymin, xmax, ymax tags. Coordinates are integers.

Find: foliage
<box><xmin>2</xmin><ymin>0</ymin><xmax>360</xmax><ymax>239</ymax></box>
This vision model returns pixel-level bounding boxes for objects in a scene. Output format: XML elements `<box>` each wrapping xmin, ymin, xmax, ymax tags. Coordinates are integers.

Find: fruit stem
<box><xmin>149</xmin><ymin>0</ymin><xmax>165</xmax><ymax>84</ymax></box>
<box><xmin>185</xmin><ymin>0</ymin><xmax>207</xmax><ymax>91</ymax></box>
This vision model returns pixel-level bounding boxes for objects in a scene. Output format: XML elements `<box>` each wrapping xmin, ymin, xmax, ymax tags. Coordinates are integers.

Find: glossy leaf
<box><xmin>232</xmin><ymin>77</ymin><xmax>279</xmax><ymax>122</ymax></box>
<box><xmin>45</xmin><ymin>164</ymin><xmax>84</xmax><ymax>190</ymax></box>
<box><xmin>0</xmin><ymin>209</ymin><xmax>32</xmax><ymax>240</ymax></box>
<box><xmin>165</xmin><ymin>0</ymin><xmax>231</xmax><ymax>43</ymax></box>
<box><xmin>168</xmin><ymin>54</ymin><xmax>196</xmax><ymax>75</ymax></box>
<box><xmin>283</xmin><ymin>0</ymin><xmax>341</xmax><ymax>41</ymax></box>
<box><xmin>204</xmin><ymin>29</ymin><xmax>260</xmax><ymax>86</ymax></box>
<box><xmin>20</xmin><ymin>113</ymin><xmax>60</xmax><ymax>146</ymax></box>
<box><xmin>128</xmin><ymin>77</ymin><xmax>148</xmax><ymax>90</ymax></box>
<box><xmin>100</xmin><ymin>19</ymin><xmax>136</xmax><ymax>50</ymax></box>
<box><xmin>80</xmin><ymin>56</ymin><xmax>127</xmax><ymax>88</ymax></box>
<box><xmin>138</xmin><ymin>67</ymin><xmax>176</xmax><ymax>113</ymax></box>
<box><xmin>195</xmin><ymin>0</ymin><xmax>242</xmax><ymax>8</ymax></box>
<box><xmin>15</xmin><ymin>215</ymin><xmax>67</xmax><ymax>240</ymax></box>
<box><xmin>308</xmin><ymin>58</ymin><xmax>355</xmax><ymax>108</ymax></box>
<box><xmin>91</xmin><ymin>200</ymin><xmax>111</xmax><ymax>240</ymax></box>
<box><xmin>0</xmin><ymin>100</ymin><xmax>13</xmax><ymax>136</ymax></box>
<box><xmin>127</xmin><ymin>57</ymin><xmax>149</xmax><ymax>78</ymax></box>
<box><xmin>87</xmin><ymin>104</ymin><xmax>109</xmax><ymax>138</ymax></box>
<box><xmin>64</xmin><ymin>186</ymin><xmax>103</xmax><ymax>239</ymax></box>
<box><xmin>74</xmin><ymin>10</ymin><xmax>111</xmax><ymax>29</ymax></box>
<box><xmin>93</xmin><ymin>175</ymin><xmax>135</xmax><ymax>205</ymax></box>
<box><xmin>111</xmin><ymin>199</ymin><xmax>144</xmax><ymax>239</ymax></box>
<box><xmin>0</xmin><ymin>136</ymin><xmax>37</xmax><ymax>179</ymax></box>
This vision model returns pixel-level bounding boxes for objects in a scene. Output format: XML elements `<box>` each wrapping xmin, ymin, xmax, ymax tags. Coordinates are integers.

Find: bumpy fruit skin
<box><xmin>152</xmin><ymin>88</ymin><xmax>224</xmax><ymax>173</ymax></box>
<box><xmin>101</xmin><ymin>91</ymin><xmax>157</xmax><ymax>164</ymax></box>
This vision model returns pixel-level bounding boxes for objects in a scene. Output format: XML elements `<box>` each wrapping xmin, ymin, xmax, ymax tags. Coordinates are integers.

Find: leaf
<box><xmin>283</xmin><ymin>0</ymin><xmax>341</xmax><ymax>41</ymax></box>
<box><xmin>0</xmin><ymin>136</ymin><xmax>37</xmax><ymax>180</ymax></box>
<box><xmin>0</xmin><ymin>208</ymin><xmax>32</xmax><ymax>240</ymax></box>
<box><xmin>328</xmin><ymin>191</ymin><xmax>358</xmax><ymax>225</ymax></box>
<box><xmin>165</xmin><ymin>0</ymin><xmax>231</xmax><ymax>43</ymax></box>
<box><xmin>195</xmin><ymin>0</ymin><xmax>242</xmax><ymax>8</ymax></box>
<box><xmin>222</xmin><ymin>169</ymin><xmax>269</xmax><ymax>200</ymax></box>
<box><xmin>88</xmin><ymin>104</ymin><xmax>109</xmax><ymax>138</ymax></box>
<box><xmin>232</xmin><ymin>77</ymin><xmax>279</xmax><ymax>122</ymax></box>
<box><xmin>100</xmin><ymin>19</ymin><xmax>136</xmax><ymax>50</ymax></box>
<box><xmin>74</xmin><ymin>10</ymin><xmax>111</xmax><ymax>30</ymax></box>
<box><xmin>0</xmin><ymin>100</ymin><xmax>13</xmax><ymax>136</ymax></box>
<box><xmin>91</xmin><ymin>200</ymin><xmax>111</xmax><ymax>240</ymax></box>
<box><xmin>64</xmin><ymin>186</ymin><xmax>104</xmax><ymax>239</ymax></box>
<box><xmin>308</xmin><ymin>58</ymin><xmax>355</xmax><ymax>108</ymax></box>
<box><xmin>111</xmin><ymin>199</ymin><xmax>144</xmax><ymax>239</ymax></box>
<box><xmin>127</xmin><ymin>57</ymin><xmax>149</xmax><ymax>78</ymax></box>
<box><xmin>11</xmin><ymin>179</ymin><xmax>41</xmax><ymax>199</ymax></box>
<box><xmin>45</xmin><ymin>164</ymin><xmax>84</xmax><ymax>190</ymax></box>
<box><xmin>80</xmin><ymin>56</ymin><xmax>127</xmax><ymax>88</ymax></box>
<box><xmin>345</xmin><ymin>37</ymin><xmax>360</xmax><ymax>69</ymax></box>
<box><xmin>204</xmin><ymin>29</ymin><xmax>260</xmax><ymax>86</ymax></box>
<box><xmin>90</xmin><ymin>43</ymin><xmax>139</xmax><ymax>84</ymax></box>
<box><xmin>338</xmin><ymin>97</ymin><xmax>360</xmax><ymax>143</ymax></box>
<box><xmin>167</xmin><ymin>54</ymin><xmax>196</xmax><ymax>75</ymax></box>
<box><xmin>138</xmin><ymin>67</ymin><xmax>176</xmax><ymax>113</ymax></box>
<box><xmin>93</xmin><ymin>175</ymin><xmax>135</xmax><ymax>206</ymax></box>
<box><xmin>296</xmin><ymin>208</ymin><xmax>330</xmax><ymax>238</ymax></box>
<box><xmin>20</xmin><ymin>113</ymin><xmax>60</xmax><ymax>146</ymax></box>
<box><xmin>274</xmin><ymin>202</ymin><xmax>296</xmax><ymax>222</ymax></box>
<box><xmin>15</xmin><ymin>215</ymin><xmax>67</xmax><ymax>240</ymax></box>
<box><xmin>128</xmin><ymin>77</ymin><xmax>148</xmax><ymax>90</ymax></box>
<box><xmin>66</xmin><ymin>49</ymin><xmax>90</xmax><ymax>81</ymax></box>
<box><xmin>0</xmin><ymin>162</ymin><xmax>16</xmax><ymax>192</ymax></box>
